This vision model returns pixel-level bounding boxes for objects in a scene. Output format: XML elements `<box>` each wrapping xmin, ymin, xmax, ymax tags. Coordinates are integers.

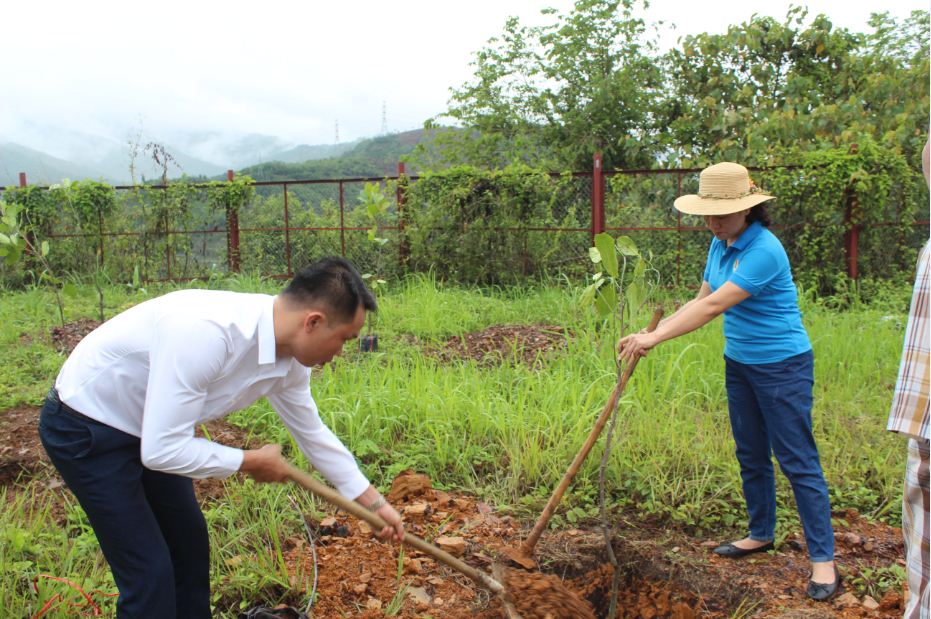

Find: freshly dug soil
<box><xmin>431</xmin><ymin>324</ymin><xmax>570</xmax><ymax>366</ymax></box>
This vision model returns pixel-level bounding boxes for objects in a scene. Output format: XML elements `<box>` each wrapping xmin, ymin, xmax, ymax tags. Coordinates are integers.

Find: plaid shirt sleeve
<box><xmin>888</xmin><ymin>239</ymin><xmax>931</xmax><ymax>441</ymax></box>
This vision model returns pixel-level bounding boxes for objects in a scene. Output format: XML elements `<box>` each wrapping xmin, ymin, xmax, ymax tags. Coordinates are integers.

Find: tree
<box><xmin>425</xmin><ymin>0</ymin><xmax>663</xmax><ymax>170</ymax></box>
<box><xmin>659</xmin><ymin>9</ymin><xmax>930</xmax><ymax>166</ymax></box>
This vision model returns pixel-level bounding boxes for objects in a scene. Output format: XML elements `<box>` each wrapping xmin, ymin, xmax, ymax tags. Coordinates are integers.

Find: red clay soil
<box><xmin>0</xmin><ymin>322</ymin><xmax>912</xmax><ymax>617</ymax></box>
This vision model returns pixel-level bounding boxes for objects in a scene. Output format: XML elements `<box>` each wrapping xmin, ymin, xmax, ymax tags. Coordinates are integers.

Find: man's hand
<box><xmin>356</xmin><ymin>485</ymin><xmax>405</xmax><ymax>541</ymax></box>
<box><xmin>239</xmin><ymin>444</ymin><xmax>290</xmax><ymax>482</ymax></box>
<box><xmin>374</xmin><ymin>502</ymin><xmax>405</xmax><ymax>542</ymax></box>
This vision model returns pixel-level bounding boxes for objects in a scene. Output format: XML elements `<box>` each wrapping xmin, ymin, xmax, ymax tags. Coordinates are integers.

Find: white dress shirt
<box><xmin>55</xmin><ymin>289</ymin><xmax>370</xmax><ymax>499</ymax></box>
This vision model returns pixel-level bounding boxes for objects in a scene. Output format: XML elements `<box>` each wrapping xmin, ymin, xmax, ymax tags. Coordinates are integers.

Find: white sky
<box><xmin>1</xmin><ymin>0</ymin><xmax>925</xmax><ymax>160</ymax></box>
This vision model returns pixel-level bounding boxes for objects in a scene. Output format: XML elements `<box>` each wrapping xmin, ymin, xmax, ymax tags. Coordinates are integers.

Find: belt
<box><xmin>47</xmin><ymin>387</ymin><xmax>99</xmax><ymax>424</ymax></box>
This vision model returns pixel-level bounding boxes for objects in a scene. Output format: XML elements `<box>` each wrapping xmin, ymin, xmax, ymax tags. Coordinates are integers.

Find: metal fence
<box><xmin>6</xmin><ymin>156</ymin><xmax>929</xmax><ymax>289</ymax></box>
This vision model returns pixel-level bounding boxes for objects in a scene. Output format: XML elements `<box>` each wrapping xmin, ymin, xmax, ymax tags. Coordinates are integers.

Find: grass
<box><xmin>0</xmin><ymin>274</ymin><xmax>911</xmax><ymax>616</ymax></box>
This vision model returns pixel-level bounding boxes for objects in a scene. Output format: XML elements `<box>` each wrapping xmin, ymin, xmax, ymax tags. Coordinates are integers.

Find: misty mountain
<box><xmin>1</xmin><ymin>127</ymin><xmax>433</xmax><ymax>187</ymax></box>
<box><xmin>0</xmin><ymin>142</ymin><xmax>103</xmax><ymax>186</ymax></box>
<box><xmin>239</xmin><ymin>129</ymin><xmax>434</xmax><ymax>181</ymax></box>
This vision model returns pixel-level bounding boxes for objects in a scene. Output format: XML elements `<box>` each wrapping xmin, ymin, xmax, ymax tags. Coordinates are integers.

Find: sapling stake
<box><xmin>500</xmin><ymin>306</ymin><xmax>664</xmax><ymax>570</ymax></box>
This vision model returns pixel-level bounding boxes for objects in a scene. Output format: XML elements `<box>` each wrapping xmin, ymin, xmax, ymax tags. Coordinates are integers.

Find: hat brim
<box><xmin>673</xmin><ymin>193</ymin><xmax>775</xmax><ymax>216</ymax></box>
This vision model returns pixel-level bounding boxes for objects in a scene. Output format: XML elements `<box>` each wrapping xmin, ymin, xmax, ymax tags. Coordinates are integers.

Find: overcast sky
<box><xmin>2</xmin><ymin>0</ymin><xmax>925</xmax><ymax>162</ymax></box>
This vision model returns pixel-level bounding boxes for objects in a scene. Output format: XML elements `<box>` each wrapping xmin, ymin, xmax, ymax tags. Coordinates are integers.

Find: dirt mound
<box><xmin>49</xmin><ymin>318</ymin><xmax>103</xmax><ymax>354</ymax></box>
<box><xmin>433</xmin><ymin>324</ymin><xmax>570</xmax><ymax>366</ymax></box>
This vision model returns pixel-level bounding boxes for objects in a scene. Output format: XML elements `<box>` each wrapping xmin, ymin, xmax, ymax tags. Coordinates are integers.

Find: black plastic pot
<box><xmin>359</xmin><ymin>334</ymin><xmax>379</xmax><ymax>352</ymax></box>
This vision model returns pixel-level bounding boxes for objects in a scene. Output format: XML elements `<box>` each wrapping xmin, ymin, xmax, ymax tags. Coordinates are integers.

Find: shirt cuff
<box><xmin>337</xmin><ymin>470</ymin><xmax>372</xmax><ymax>501</ymax></box>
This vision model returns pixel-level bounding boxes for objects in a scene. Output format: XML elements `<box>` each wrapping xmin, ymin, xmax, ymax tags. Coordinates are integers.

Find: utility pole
<box><xmin>334</xmin><ymin>119</ymin><xmax>340</xmax><ymax>144</ymax></box>
<box><xmin>380</xmin><ymin>101</ymin><xmax>388</xmax><ymax>135</ymax></box>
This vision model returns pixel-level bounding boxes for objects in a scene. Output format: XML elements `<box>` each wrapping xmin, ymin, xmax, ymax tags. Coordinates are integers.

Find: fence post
<box><xmin>844</xmin><ymin>191</ymin><xmax>859</xmax><ymax>280</ymax></box>
<box><xmin>842</xmin><ymin>143</ymin><xmax>860</xmax><ymax>280</ymax></box>
<box><xmin>226</xmin><ymin>169</ymin><xmax>240</xmax><ymax>273</ymax></box>
<box><xmin>283</xmin><ymin>182</ymin><xmax>292</xmax><ymax>277</ymax></box>
<box><xmin>18</xmin><ymin>173</ymin><xmax>36</xmax><ymax>258</ymax></box>
<box><xmin>397</xmin><ymin>162</ymin><xmax>409</xmax><ymax>268</ymax></box>
<box><xmin>591</xmin><ymin>153</ymin><xmax>604</xmax><ymax>244</ymax></box>
<box><xmin>339</xmin><ymin>181</ymin><xmax>346</xmax><ymax>257</ymax></box>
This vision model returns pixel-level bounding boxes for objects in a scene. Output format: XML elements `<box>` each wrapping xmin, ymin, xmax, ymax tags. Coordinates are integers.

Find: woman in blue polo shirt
<box><xmin>617</xmin><ymin>162</ymin><xmax>839</xmax><ymax>601</ymax></box>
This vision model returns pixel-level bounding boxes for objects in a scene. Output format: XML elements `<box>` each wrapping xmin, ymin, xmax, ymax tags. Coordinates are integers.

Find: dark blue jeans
<box><xmin>38</xmin><ymin>389</ymin><xmax>210</xmax><ymax>618</ymax></box>
<box><xmin>724</xmin><ymin>350</ymin><xmax>835</xmax><ymax>562</ymax></box>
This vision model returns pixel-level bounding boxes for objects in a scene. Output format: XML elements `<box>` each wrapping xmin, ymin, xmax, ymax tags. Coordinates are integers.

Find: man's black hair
<box><xmin>281</xmin><ymin>257</ymin><xmax>376</xmax><ymax>323</ymax></box>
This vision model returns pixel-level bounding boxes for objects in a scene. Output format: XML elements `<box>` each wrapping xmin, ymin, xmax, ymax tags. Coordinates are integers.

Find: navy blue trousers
<box><xmin>724</xmin><ymin>350</ymin><xmax>835</xmax><ymax>562</ymax></box>
<box><xmin>38</xmin><ymin>389</ymin><xmax>211</xmax><ymax>618</ymax></box>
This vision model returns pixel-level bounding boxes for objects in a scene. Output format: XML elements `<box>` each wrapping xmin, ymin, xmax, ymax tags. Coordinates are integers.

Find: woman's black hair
<box><xmin>746</xmin><ymin>203</ymin><xmax>772</xmax><ymax>227</ymax></box>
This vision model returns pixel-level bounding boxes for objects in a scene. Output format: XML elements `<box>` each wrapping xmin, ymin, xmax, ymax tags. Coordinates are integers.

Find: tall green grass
<box><xmin>0</xmin><ymin>274</ymin><xmax>910</xmax><ymax>616</ymax></box>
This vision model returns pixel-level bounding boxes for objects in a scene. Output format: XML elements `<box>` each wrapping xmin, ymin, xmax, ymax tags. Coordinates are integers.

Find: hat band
<box><xmin>696</xmin><ymin>187</ymin><xmax>761</xmax><ymax>200</ymax></box>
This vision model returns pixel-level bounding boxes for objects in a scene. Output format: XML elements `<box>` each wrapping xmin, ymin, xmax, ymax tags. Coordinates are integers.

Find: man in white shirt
<box><xmin>39</xmin><ymin>256</ymin><xmax>404</xmax><ymax>618</ymax></box>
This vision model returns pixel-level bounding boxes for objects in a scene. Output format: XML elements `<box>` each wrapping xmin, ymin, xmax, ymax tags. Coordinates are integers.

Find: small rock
<box><xmin>427</xmin><ymin>576</ymin><xmax>445</xmax><ymax>586</ymax></box>
<box><xmin>405</xmin><ymin>502</ymin><xmax>430</xmax><ymax>517</ymax></box>
<box><xmin>862</xmin><ymin>595</ymin><xmax>879</xmax><ymax>610</ymax></box>
<box><xmin>404</xmin><ymin>558</ymin><xmax>424</xmax><ymax>574</ymax></box>
<box><xmin>841</xmin><ymin>532</ymin><xmax>862</xmax><ymax>545</ymax></box>
<box><xmin>836</xmin><ymin>592</ymin><xmax>860</xmax><ymax>607</ymax></box>
<box><xmin>878</xmin><ymin>589</ymin><xmax>903</xmax><ymax>611</ymax></box>
<box><xmin>357</xmin><ymin>521</ymin><xmax>372</xmax><ymax>535</ymax></box>
<box><xmin>436</xmin><ymin>536</ymin><xmax>467</xmax><ymax>556</ymax></box>
<box><xmin>700</xmin><ymin>540</ymin><xmax>720</xmax><ymax>548</ymax></box>
<box><xmin>365</xmin><ymin>597</ymin><xmax>382</xmax><ymax>610</ymax></box>
<box><xmin>671</xmin><ymin>546</ymin><xmax>681</xmax><ymax>553</ymax></box>
<box><xmin>407</xmin><ymin>585</ymin><xmax>431</xmax><ymax>607</ymax></box>
<box><xmin>359</xmin><ymin>572</ymin><xmax>372</xmax><ymax>583</ymax></box>
<box><xmin>352</xmin><ymin>583</ymin><xmax>368</xmax><ymax>594</ymax></box>
<box><xmin>863</xmin><ymin>541</ymin><xmax>875</xmax><ymax>552</ymax></box>
<box><xmin>320</xmin><ymin>516</ymin><xmax>338</xmax><ymax>528</ymax></box>
<box><xmin>433</xmin><ymin>597</ymin><xmax>444</xmax><ymax>606</ymax></box>
<box><xmin>477</xmin><ymin>502</ymin><xmax>492</xmax><ymax>515</ymax></box>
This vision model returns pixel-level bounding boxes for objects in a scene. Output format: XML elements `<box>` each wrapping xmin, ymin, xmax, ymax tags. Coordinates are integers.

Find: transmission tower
<box><xmin>334</xmin><ymin>119</ymin><xmax>340</xmax><ymax>144</ymax></box>
<box><xmin>380</xmin><ymin>101</ymin><xmax>388</xmax><ymax>135</ymax></box>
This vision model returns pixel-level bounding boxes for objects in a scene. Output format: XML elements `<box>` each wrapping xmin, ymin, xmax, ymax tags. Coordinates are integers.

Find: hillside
<box><xmin>238</xmin><ymin>128</ymin><xmax>434</xmax><ymax>181</ymax></box>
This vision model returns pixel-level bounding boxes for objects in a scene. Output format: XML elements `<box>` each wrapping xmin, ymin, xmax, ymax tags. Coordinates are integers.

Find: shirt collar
<box><xmin>257</xmin><ymin>296</ymin><xmax>277</xmax><ymax>366</ymax></box>
<box><xmin>731</xmin><ymin>221</ymin><xmax>763</xmax><ymax>251</ymax></box>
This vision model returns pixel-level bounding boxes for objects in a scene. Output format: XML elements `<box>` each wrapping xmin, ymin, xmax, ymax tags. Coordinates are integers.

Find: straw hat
<box><xmin>674</xmin><ymin>162</ymin><xmax>775</xmax><ymax>216</ymax></box>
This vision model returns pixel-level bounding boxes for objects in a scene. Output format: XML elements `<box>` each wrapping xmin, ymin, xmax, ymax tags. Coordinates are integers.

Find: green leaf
<box><xmin>41</xmin><ymin>241</ymin><xmax>49</xmax><ymax>257</ymax></box>
<box><xmin>588</xmin><ymin>247</ymin><xmax>602</xmax><ymax>264</ymax></box>
<box><xmin>579</xmin><ymin>281</ymin><xmax>600</xmax><ymax>307</ymax></box>
<box><xmin>594</xmin><ymin>233</ymin><xmax>618</xmax><ymax>277</ymax></box>
<box><xmin>62</xmin><ymin>283</ymin><xmax>80</xmax><ymax>297</ymax></box>
<box><xmin>594</xmin><ymin>284</ymin><xmax>617</xmax><ymax>316</ymax></box>
<box><xmin>0</xmin><ymin>232</ymin><xmax>11</xmax><ymax>246</ymax></box>
<box><xmin>615</xmin><ymin>235</ymin><xmax>639</xmax><ymax>257</ymax></box>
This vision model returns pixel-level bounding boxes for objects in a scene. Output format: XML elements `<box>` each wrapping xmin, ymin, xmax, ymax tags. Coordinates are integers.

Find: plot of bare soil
<box><xmin>430</xmin><ymin>324</ymin><xmax>571</xmax><ymax>366</ymax></box>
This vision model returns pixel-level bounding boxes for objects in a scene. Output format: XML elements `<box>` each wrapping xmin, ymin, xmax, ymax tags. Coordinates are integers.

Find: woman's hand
<box><xmin>617</xmin><ymin>332</ymin><xmax>659</xmax><ymax>363</ymax></box>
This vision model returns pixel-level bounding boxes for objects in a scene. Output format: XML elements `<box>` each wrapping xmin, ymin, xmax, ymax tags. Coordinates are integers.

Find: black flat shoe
<box><xmin>712</xmin><ymin>541</ymin><xmax>774</xmax><ymax>558</ymax></box>
<box><xmin>807</xmin><ymin>567</ymin><xmax>841</xmax><ymax>601</ymax></box>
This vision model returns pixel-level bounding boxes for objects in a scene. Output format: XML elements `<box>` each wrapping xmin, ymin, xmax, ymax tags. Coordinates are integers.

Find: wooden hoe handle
<box><xmin>519</xmin><ymin>306</ymin><xmax>664</xmax><ymax>554</ymax></box>
<box><xmin>285</xmin><ymin>464</ymin><xmax>504</xmax><ymax>595</ymax></box>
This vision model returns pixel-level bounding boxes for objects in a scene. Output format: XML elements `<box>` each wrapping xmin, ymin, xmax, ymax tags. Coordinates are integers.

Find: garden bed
<box><xmin>1</xmin><ymin>406</ymin><xmax>907</xmax><ymax>618</ymax></box>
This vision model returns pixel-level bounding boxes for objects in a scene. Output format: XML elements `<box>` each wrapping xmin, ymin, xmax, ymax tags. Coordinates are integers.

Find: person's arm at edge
<box><xmin>618</xmin><ymin>281</ymin><xmax>749</xmax><ymax>362</ymax></box>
